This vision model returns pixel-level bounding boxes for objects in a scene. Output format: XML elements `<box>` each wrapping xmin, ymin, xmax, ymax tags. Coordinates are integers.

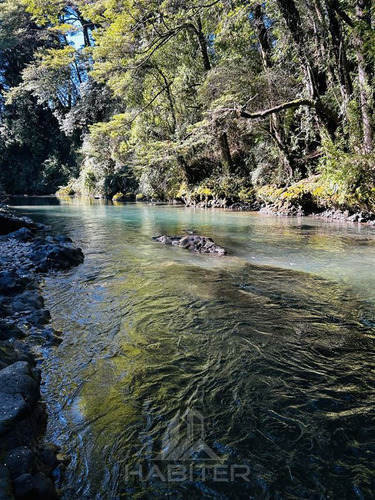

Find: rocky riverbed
<box><xmin>0</xmin><ymin>206</ymin><xmax>83</xmax><ymax>500</ymax></box>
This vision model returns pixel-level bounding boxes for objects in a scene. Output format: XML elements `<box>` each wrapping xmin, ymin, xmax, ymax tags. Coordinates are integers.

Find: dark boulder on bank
<box><xmin>316</xmin><ymin>208</ymin><xmax>375</xmax><ymax>224</ymax></box>
<box><xmin>0</xmin><ymin>271</ymin><xmax>32</xmax><ymax>295</ymax></box>
<box><xmin>0</xmin><ymin>211</ymin><xmax>46</xmax><ymax>236</ymax></box>
<box><xmin>30</xmin><ymin>239</ymin><xmax>84</xmax><ymax>272</ymax></box>
<box><xmin>153</xmin><ymin>234</ymin><xmax>227</xmax><ymax>255</ymax></box>
<box><xmin>0</xmin><ymin>362</ymin><xmax>40</xmax><ymax>436</ymax></box>
<box><xmin>8</xmin><ymin>228</ymin><xmax>35</xmax><ymax>243</ymax></box>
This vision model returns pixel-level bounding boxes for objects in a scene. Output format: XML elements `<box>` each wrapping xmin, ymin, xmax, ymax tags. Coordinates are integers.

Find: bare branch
<box><xmin>239</xmin><ymin>99</ymin><xmax>316</xmax><ymax>119</ymax></box>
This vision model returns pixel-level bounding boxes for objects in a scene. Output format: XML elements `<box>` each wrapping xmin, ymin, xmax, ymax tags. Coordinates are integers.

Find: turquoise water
<box><xmin>12</xmin><ymin>198</ymin><xmax>375</xmax><ymax>499</ymax></box>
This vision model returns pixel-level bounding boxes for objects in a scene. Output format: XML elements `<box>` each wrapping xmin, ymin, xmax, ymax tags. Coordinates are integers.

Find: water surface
<box><xmin>12</xmin><ymin>198</ymin><xmax>375</xmax><ymax>499</ymax></box>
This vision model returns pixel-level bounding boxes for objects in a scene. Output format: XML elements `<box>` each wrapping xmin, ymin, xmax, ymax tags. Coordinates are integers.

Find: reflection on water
<box><xmin>11</xmin><ymin>198</ymin><xmax>375</xmax><ymax>499</ymax></box>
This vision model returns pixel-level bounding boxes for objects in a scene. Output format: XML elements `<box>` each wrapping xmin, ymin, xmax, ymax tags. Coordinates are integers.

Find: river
<box><xmin>11</xmin><ymin>197</ymin><xmax>375</xmax><ymax>499</ymax></box>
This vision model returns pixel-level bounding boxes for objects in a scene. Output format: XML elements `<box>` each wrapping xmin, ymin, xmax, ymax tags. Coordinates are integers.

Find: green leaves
<box><xmin>22</xmin><ymin>0</ymin><xmax>66</xmax><ymax>25</ymax></box>
<box><xmin>0</xmin><ymin>0</ymin><xmax>373</xmax><ymax>206</ymax></box>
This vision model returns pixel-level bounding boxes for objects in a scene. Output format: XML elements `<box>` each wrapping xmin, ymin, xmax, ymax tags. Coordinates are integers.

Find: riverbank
<box><xmin>178</xmin><ymin>177</ymin><xmax>375</xmax><ymax>224</ymax></box>
<box><xmin>73</xmin><ymin>197</ymin><xmax>375</xmax><ymax>226</ymax></box>
<box><xmin>184</xmin><ymin>198</ymin><xmax>375</xmax><ymax>224</ymax></box>
<box><xmin>56</xmin><ymin>172</ymin><xmax>375</xmax><ymax>226</ymax></box>
<box><xmin>0</xmin><ymin>206</ymin><xmax>83</xmax><ymax>500</ymax></box>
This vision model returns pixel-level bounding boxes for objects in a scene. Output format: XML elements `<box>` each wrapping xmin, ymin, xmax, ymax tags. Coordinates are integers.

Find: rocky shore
<box><xmin>186</xmin><ymin>198</ymin><xmax>375</xmax><ymax>225</ymax></box>
<box><xmin>259</xmin><ymin>204</ymin><xmax>375</xmax><ymax>224</ymax></box>
<box><xmin>183</xmin><ymin>198</ymin><xmax>261</xmax><ymax>212</ymax></box>
<box><xmin>313</xmin><ymin>208</ymin><xmax>375</xmax><ymax>224</ymax></box>
<box><xmin>0</xmin><ymin>206</ymin><xmax>83</xmax><ymax>500</ymax></box>
<box><xmin>175</xmin><ymin>195</ymin><xmax>375</xmax><ymax>225</ymax></box>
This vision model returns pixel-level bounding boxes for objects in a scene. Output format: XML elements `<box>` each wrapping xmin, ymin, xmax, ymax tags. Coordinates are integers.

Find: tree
<box><xmin>0</xmin><ymin>0</ymin><xmax>373</xmax><ymax>210</ymax></box>
<box><xmin>0</xmin><ymin>0</ymin><xmax>78</xmax><ymax>193</ymax></box>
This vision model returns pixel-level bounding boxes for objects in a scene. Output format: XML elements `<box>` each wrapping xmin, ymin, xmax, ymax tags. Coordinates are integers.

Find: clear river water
<box><xmin>11</xmin><ymin>197</ymin><xmax>375</xmax><ymax>499</ymax></box>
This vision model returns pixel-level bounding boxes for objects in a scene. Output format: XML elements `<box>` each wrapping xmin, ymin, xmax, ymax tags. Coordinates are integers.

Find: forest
<box><xmin>0</xmin><ymin>0</ymin><xmax>374</xmax><ymax>214</ymax></box>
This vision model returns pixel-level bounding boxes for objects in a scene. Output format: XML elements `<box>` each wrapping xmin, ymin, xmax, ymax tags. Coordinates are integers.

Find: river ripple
<box><xmin>12</xmin><ymin>199</ymin><xmax>375</xmax><ymax>499</ymax></box>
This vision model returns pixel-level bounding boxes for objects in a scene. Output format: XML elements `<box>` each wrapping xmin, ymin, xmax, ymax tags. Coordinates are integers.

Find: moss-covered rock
<box><xmin>55</xmin><ymin>181</ymin><xmax>76</xmax><ymax>197</ymax></box>
<box><xmin>256</xmin><ymin>177</ymin><xmax>331</xmax><ymax>216</ymax></box>
<box><xmin>255</xmin><ymin>173</ymin><xmax>375</xmax><ymax>217</ymax></box>
<box><xmin>112</xmin><ymin>192</ymin><xmax>125</xmax><ymax>202</ymax></box>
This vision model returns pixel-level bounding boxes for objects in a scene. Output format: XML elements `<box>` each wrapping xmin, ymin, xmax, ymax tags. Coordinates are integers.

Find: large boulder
<box><xmin>0</xmin><ymin>362</ymin><xmax>40</xmax><ymax>436</ymax></box>
<box><xmin>0</xmin><ymin>394</ymin><xmax>30</xmax><ymax>436</ymax></box>
<box><xmin>0</xmin><ymin>212</ymin><xmax>45</xmax><ymax>236</ymax></box>
<box><xmin>8</xmin><ymin>228</ymin><xmax>35</xmax><ymax>242</ymax></box>
<box><xmin>0</xmin><ymin>271</ymin><xmax>32</xmax><ymax>295</ymax></box>
<box><xmin>153</xmin><ymin>234</ymin><xmax>227</xmax><ymax>255</ymax></box>
<box><xmin>5</xmin><ymin>447</ymin><xmax>33</xmax><ymax>479</ymax></box>
<box><xmin>0</xmin><ymin>464</ymin><xmax>13</xmax><ymax>500</ymax></box>
<box><xmin>30</xmin><ymin>240</ymin><xmax>84</xmax><ymax>271</ymax></box>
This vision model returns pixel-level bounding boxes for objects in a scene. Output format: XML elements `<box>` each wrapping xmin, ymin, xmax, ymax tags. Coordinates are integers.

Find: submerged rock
<box><xmin>153</xmin><ymin>234</ymin><xmax>227</xmax><ymax>255</ymax></box>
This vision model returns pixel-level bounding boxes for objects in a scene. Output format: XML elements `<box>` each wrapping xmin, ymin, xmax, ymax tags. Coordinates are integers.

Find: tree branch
<box><xmin>129</xmin><ymin>82</ymin><xmax>173</xmax><ymax>124</ymax></box>
<box><xmin>239</xmin><ymin>98</ymin><xmax>339</xmax><ymax>133</ymax></box>
<box><xmin>239</xmin><ymin>99</ymin><xmax>315</xmax><ymax>119</ymax></box>
<box><xmin>328</xmin><ymin>0</ymin><xmax>355</xmax><ymax>28</ymax></box>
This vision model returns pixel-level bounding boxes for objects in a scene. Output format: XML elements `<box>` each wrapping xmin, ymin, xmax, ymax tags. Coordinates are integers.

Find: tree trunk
<box><xmin>325</xmin><ymin>0</ymin><xmax>353</xmax><ymax>102</ymax></box>
<box><xmin>355</xmin><ymin>0</ymin><xmax>373</xmax><ymax>152</ymax></box>
<box><xmin>253</xmin><ymin>3</ymin><xmax>296</xmax><ymax>177</ymax></box>
<box><xmin>196</xmin><ymin>16</ymin><xmax>211</xmax><ymax>71</ymax></box>
<box><xmin>253</xmin><ymin>4</ymin><xmax>272</xmax><ymax>69</ymax></box>
<box><xmin>218</xmin><ymin>132</ymin><xmax>234</xmax><ymax>172</ymax></box>
<box><xmin>276</xmin><ymin>0</ymin><xmax>339</xmax><ymax>138</ymax></box>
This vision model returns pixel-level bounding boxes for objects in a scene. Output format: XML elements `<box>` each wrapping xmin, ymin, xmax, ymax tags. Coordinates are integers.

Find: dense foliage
<box><xmin>0</xmin><ymin>0</ymin><xmax>374</xmax><ymax>209</ymax></box>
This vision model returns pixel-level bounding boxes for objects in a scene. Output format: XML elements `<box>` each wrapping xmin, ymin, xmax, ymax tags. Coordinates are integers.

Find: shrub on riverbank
<box><xmin>173</xmin><ymin>172</ymin><xmax>255</xmax><ymax>207</ymax></box>
<box><xmin>255</xmin><ymin>169</ymin><xmax>375</xmax><ymax>217</ymax></box>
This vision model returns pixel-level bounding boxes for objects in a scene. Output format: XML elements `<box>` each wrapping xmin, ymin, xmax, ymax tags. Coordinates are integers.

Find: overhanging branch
<box><xmin>239</xmin><ymin>99</ymin><xmax>315</xmax><ymax>119</ymax></box>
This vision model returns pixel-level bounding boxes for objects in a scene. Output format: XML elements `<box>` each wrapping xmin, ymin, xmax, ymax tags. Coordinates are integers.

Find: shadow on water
<box><xmin>9</xmin><ymin>195</ymin><xmax>62</xmax><ymax>206</ymax></box>
<box><xmin>10</xmin><ymin>198</ymin><xmax>375</xmax><ymax>499</ymax></box>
